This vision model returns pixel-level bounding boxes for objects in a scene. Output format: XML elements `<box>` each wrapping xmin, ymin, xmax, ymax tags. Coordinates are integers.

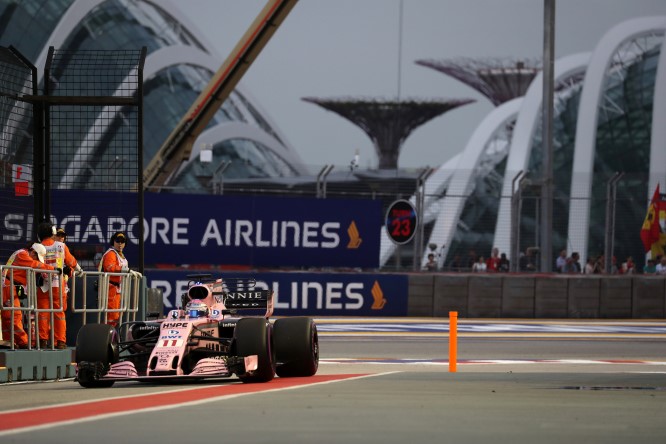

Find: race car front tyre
<box><xmin>235</xmin><ymin>318</ymin><xmax>275</xmax><ymax>383</ymax></box>
<box><xmin>75</xmin><ymin>323</ymin><xmax>119</xmax><ymax>388</ymax></box>
<box><xmin>274</xmin><ymin>317</ymin><xmax>319</xmax><ymax>377</ymax></box>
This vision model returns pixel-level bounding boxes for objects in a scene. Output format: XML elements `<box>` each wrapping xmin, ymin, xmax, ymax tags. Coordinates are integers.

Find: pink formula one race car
<box><xmin>74</xmin><ymin>274</ymin><xmax>319</xmax><ymax>388</ymax></box>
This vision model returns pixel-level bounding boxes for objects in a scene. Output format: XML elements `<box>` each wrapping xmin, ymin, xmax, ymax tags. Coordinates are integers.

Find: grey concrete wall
<box><xmin>468</xmin><ymin>275</ymin><xmax>503</xmax><ymax>317</ymax></box>
<box><xmin>535</xmin><ymin>276</ymin><xmax>568</xmax><ymax>318</ymax></box>
<box><xmin>433</xmin><ymin>275</ymin><xmax>469</xmax><ymax>317</ymax></box>
<box><xmin>407</xmin><ymin>273</ymin><xmax>666</xmax><ymax>319</ymax></box>
<box><xmin>632</xmin><ymin>277</ymin><xmax>665</xmax><ymax>318</ymax></box>
<box><xmin>502</xmin><ymin>276</ymin><xmax>535</xmax><ymax>317</ymax></box>
<box><xmin>407</xmin><ymin>274</ymin><xmax>434</xmax><ymax>317</ymax></box>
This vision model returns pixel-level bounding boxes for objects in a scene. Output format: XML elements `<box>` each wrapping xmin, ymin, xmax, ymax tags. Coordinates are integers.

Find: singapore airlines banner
<box><xmin>17</xmin><ymin>191</ymin><xmax>381</xmax><ymax>268</ymax></box>
<box><xmin>147</xmin><ymin>270</ymin><xmax>409</xmax><ymax>317</ymax></box>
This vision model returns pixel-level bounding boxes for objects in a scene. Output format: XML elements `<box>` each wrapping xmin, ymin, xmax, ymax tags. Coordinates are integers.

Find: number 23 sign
<box><xmin>385</xmin><ymin>200</ymin><xmax>417</xmax><ymax>245</ymax></box>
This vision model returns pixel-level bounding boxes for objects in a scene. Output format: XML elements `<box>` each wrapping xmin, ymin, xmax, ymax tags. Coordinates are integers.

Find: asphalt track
<box><xmin>1</xmin><ymin>318</ymin><xmax>665</xmax><ymax>443</ymax></box>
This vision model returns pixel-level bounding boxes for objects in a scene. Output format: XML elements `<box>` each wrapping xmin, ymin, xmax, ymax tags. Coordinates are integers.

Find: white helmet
<box><xmin>31</xmin><ymin>243</ymin><xmax>46</xmax><ymax>263</ymax></box>
<box><xmin>185</xmin><ymin>299</ymin><xmax>209</xmax><ymax>319</ymax></box>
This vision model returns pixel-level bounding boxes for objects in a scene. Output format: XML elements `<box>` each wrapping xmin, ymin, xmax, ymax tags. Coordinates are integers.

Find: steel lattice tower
<box><xmin>302</xmin><ymin>97</ymin><xmax>475</xmax><ymax>169</ymax></box>
<box><xmin>415</xmin><ymin>57</ymin><xmax>541</xmax><ymax>106</ymax></box>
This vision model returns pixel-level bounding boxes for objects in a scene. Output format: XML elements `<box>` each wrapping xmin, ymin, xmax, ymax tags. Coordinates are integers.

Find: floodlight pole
<box><xmin>540</xmin><ymin>0</ymin><xmax>555</xmax><ymax>273</ymax></box>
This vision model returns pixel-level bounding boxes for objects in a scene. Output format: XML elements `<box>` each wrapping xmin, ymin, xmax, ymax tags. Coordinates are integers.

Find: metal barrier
<box><xmin>1</xmin><ymin>265</ymin><xmax>39</xmax><ymax>350</ymax></box>
<box><xmin>70</xmin><ymin>270</ymin><xmax>142</xmax><ymax>326</ymax></box>
<box><xmin>1</xmin><ymin>266</ymin><xmax>142</xmax><ymax>350</ymax></box>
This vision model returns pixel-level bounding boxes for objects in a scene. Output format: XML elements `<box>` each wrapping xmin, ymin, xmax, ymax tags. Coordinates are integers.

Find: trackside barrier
<box><xmin>0</xmin><ymin>267</ymin><xmax>142</xmax><ymax>351</ymax></box>
<box><xmin>1</xmin><ymin>265</ymin><xmax>65</xmax><ymax>350</ymax></box>
<box><xmin>70</xmin><ymin>270</ymin><xmax>142</xmax><ymax>327</ymax></box>
<box><xmin>411</xmin><ymin>274</ymin><xmax>666</xmax><ymax>318</ymax></box>
<box><xmin>1</xmin><ymin>265</ymin><xmax>39</xmax><ymax>350</ymax></box>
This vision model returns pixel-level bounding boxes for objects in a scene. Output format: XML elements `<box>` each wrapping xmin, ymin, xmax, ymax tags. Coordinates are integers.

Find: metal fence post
<box><xmin>604</xmin><ymin>171</ymin><xmax>624</xmax><ymax>273</ymax></box>
<box><xmin>413</xmin><ymin>167</ymin><xmax>434</xmax><ymax>271</ymax></box>
<box><xmin>510</xmin><ymin>171</ymin><xmax>526</xmax><ymax>272</ymax></box>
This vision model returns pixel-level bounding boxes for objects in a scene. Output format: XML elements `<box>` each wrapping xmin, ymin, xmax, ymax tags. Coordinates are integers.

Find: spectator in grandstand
<box><xmin>584</xmin><ymin>257</ymin><xmax>596</xmax><ymax>274</ymax></box>
<box><xmin>622</xmin><ymin>256</ymin><xmax>635</xmax><ymax>274</ymax></box>
<box><xmin>472</xmin><ymin>256</ymin><xmax>487</xmax><ymax>272</ymax></box>
<box><xmin>610</xmin><ymin>256</ymin><xmax>620</xmax><ymax>274</ymax></box>
<box><xmin>464</xmin><ymin>249</ymin><xmax>478</xmax><ymax>272</ymax></box>
<box><xmin>656</xmin><ymin>256</ymin><xmax>666</xmax><ymax>275</ymax></box>
<box><xmin>555</xmin><ymin>249</ymin><xmax>567</xmax><ymax>273</ymax></box>
<box><xmin>563</xmin><ymin>252</ymin><xmax>582</xmax><ymax>274</ymax></box>
<box><xmin>643</xmin><ymin>259</ymin><xmax>657</xmax><ymax>274</ymax></box>
<box><xmin>448</xmin><ymin>255</ymin><xmax>463</xmax><ymax>272</ymax></box>
<box><xmin>498</xmin><ymin>253</ymin><xmax>510</xmax><ymax>272</ymax></box>
<box><xmin>2</xmin><ymin>243</ymin><xmax>56</xmax><ymax>348</ymax></box>
<box><xmin>519</xmin><ymin>248</ymin><xmax>537</xmax><ymax>272</ymax></box>
<box><xmin>486</xmin><ymin>247</ymin><xmax>501</xmax><ymax>272</ymax></box>
<box><xmin>423</xmin><ymin>253</ymin><xmax>438</xmax><ymax>272</ymax></box>
<box><xmin>593</xmin><ymin>255</ymin><xmax>605</xmax><ymax>274</ymax></box>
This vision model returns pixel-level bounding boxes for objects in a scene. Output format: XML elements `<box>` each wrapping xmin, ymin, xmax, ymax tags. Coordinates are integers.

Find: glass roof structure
<box><xmin>0</xmin><ymin>0</ymin><xmax>308</xmax><ymax>192</ymax></box>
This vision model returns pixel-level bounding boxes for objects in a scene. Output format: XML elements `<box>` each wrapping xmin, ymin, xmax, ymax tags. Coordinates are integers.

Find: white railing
<box><xmin>1</xmin><ymin>266</ymin><xmax>142</xmax><ymax>351</ymax></box>
<box><xmin>70</xmin><ymin>270</ymin><xmax>142</xmax><ymax>326</ymax></box>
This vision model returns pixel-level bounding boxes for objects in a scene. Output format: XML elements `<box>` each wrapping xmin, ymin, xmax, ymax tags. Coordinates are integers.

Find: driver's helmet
<box><xmin>185</xmin><ymin>299</ymin><xmax>209</xmax><ymax>319</ymax></box>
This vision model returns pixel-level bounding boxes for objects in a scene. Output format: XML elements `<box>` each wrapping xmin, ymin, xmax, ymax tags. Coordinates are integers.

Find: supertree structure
<box><xmin>415</xmin><ymin>57</ymin><xmax>541</xmax><ymax>106</ymax></box>
<box><xmin>302</xmin><ymin>97</ymin><xmax>475</xmax><ymax>169</ymax></box>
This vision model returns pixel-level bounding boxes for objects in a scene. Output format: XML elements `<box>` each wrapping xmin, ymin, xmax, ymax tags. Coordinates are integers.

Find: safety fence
<box><xmin>0</xmin><ymin>267</ymin><xmax>142</xmax><ymax>350</ymax></box>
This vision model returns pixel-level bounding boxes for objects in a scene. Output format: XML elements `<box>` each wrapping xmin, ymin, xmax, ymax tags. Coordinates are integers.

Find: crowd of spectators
<box><xmin>423</xmin><ymin>246</ymin><xmax>664</xmax><ymax>275</ymax></box>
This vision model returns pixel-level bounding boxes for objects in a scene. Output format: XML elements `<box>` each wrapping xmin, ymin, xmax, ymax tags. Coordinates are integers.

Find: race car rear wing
<box><xmin>184</xmin><ymin>274</ymin><xmax>274</xmax><ymax>318</ymax></box>
<box><xmin>220</xmin><ymin>279</ymin><xmax>274</xmax><ymax>318</ymax></box>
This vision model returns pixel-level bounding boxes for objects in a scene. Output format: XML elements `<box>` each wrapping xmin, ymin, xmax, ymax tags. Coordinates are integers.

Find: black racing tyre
<box><xmin>75</xmin><ymin>323</ymin><xmax>119</xmax><ymax>388</ymax></box>
<box><xmin>274</xmin><ymin>317</ymin><xmax>319</xmax><ymax>377</ymax></box>
<box><xmin>235</xmin><ymin>318</ymin><xmax>275</xmax><ymax>383</ymax></box>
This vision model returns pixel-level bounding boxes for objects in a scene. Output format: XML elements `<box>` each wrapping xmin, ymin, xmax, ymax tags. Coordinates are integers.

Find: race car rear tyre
<box><xmin>75</xmin><ymin>323</ymin><xmax>119</xmax><ymax>388</ymax></box>
<box><xmin>235</xmin><ymin>318</ymin><xmax>275</xmax><ymax>383</ymax></box>
<box><xmin>274</xmin><ymin>317</ymin><xmax>319</xmax><ymax>377</ymax></box>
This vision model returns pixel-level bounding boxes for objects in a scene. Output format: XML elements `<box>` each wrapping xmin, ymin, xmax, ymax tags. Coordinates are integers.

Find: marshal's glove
<box><xmin>63</xmin><ymin>266</ymin><xmax>72</xmax><ymax>277</ymax></box>
<box><xmin>37</xmin><ymin>275</ymin><xmax>44</xmax><ymax>287</ymax></box>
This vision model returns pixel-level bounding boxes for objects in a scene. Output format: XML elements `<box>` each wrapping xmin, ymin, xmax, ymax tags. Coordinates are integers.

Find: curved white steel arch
<box><xmin>35</xmin><ymin>0</ymin><xmax>105</xmax><ymax>76</ymax></box>
<box><xmin>42</xmin><ymin>0</ymin><xmax>306</xmax><ymax>187</ymax></box>
<box><xmin>59</xmin><ymin>45</ymin><xmax>304</xmax><ymax>186</ymax></box>
<box><xmin>37</xmin><ymin>0</ymin><xmax>209</xmax><ymax>76</ymax></box>
<box><xmin>494</xmin><ymin>52</ymin><xmax>591</xmax><ymax>258</ymax></box>
<box><xmin>59</xmin><ymin>44</ymin><xmax>213</xmax><ymax>187</ymax></box>
<box><xmin>424</xmin><ymin>97</ymin><xmax>522</xmax><ymax>267</ymax></box>
<box><xmin>568</xmin><ymin>17</ymin><xmax>666</xmax><ymax>257</ymax></box>
<box><xmin>183</xmin><ymin>121</ymin><xmax>303</xmax><ymax>175</ymax></box>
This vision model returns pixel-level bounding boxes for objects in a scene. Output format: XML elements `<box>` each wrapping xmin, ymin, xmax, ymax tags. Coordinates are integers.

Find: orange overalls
<box><xmin>38</xmin><ymin>239</ymin><xmax>78</xmax><ymax>346</ymax></box>
<box><xmin>2</xmin><ymin>249</ymin><xmax>53</xmax><ymax>347</ymax></box>
<box><xmin>98</xmin><ymin>248</ymin><xmax>128</xmax><ymax>327</ymax></box>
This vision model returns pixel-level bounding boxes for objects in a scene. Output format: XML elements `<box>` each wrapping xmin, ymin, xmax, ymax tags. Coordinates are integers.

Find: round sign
<box><xmin>385</xmin><ymin>200</ymin><xmax>417</xmax><ymax>244</ymax></box>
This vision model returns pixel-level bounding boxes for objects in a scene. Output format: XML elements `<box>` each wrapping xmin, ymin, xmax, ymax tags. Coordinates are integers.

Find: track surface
<box><xmin>1</xmin><ymin>318</ymin><xmax>665</xmax><ymax>443</ymax></box>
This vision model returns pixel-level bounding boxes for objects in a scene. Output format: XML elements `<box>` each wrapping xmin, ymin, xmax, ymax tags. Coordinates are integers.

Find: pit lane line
<box><xmin>0</xmin><ymin>373</ymin><xmax>381</xmax><ymax>437</ymax></box>
<box><xmin>319</xmin><ymin>358</ymin><xmax>666</xmax><ymax>367</ymax></box>
<box><xmin>314</xmin><ymin>318</ymin><xmax>666</xmax><ymax>338</ymax></box>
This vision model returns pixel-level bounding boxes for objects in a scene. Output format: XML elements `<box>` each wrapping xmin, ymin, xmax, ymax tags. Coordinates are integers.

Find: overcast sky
<box><xmin>177</xmin><ymin>0</ymin><xmax>666</xmax><ymax>172</ymax></box>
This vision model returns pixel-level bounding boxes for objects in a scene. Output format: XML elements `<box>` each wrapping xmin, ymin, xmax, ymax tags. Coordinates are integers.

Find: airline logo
<box><xmin>347</xmin><ymin>221</ymin><xmax>362</xmax><ymax>249</ymax></box>
<box><xmin>371</xmin><ymin>280</ymin><xmax>386</xmax><ymax>310</ymax></box>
